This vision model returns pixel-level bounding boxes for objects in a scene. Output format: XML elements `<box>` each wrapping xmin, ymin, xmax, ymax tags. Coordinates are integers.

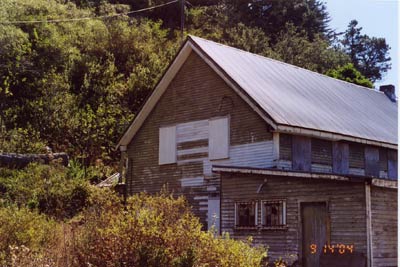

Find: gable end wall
<box><xmin>126</xmin><ymin>51</ymin><xmax>272</xmax><ymax>227</ymax></box>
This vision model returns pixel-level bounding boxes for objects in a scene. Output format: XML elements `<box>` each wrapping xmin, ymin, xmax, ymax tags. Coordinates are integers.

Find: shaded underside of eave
<box><xmin>212</xmin><ymin>165</ymin><xmax>398</xmax><ymax>189</ymax></box>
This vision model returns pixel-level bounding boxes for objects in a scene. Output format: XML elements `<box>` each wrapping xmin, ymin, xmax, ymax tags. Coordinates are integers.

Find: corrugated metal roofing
<box><xmin>190</xmin><ymin>36</ymin><xmax>398</xmax><ymax>145</ymax></box>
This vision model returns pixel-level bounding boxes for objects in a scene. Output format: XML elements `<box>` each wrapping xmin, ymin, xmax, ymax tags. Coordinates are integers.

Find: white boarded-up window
<box><xmin>209</xmin><ymin>117</ymin><xmax>229</xmax><ymax>160</ymax></box>
<box><xmin>159</xmin><ymin>126</ymin><xmax>176</xmax><ymax>165</ymax></box>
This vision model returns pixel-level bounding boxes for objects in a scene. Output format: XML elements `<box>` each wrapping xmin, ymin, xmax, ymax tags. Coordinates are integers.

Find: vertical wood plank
<box><xmin>292</xmin><ymin>135</ymin><xmax>311</xmax><ymax>171</ymax></box>
<box><xmin>365</xmin><ymin>183</ymin><xmax>372</xmax><ymax>267</ymax></box>
<box><xmin>332</xmin><ymin>142</ymin><xmax>349</xmax><ymax>174</ymax></box>
<box><xmin>365</xmin><ymin>146</ymin><xmax>380</xmax><ymax>177</ymax></box>
<box><xmin>388</xmin><ymin>149</ymin><xmax>398</xmax><ymax>180</ymax></box>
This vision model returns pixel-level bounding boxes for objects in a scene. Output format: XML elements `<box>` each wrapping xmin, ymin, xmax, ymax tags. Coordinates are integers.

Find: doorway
<box><xmin>301</xmin><ymin>202</ymin><xmax>329</xmax><ymax>267</ymax></box>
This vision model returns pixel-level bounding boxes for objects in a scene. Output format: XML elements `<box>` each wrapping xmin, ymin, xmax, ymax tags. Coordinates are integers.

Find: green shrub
<box><xmin>71</xmin><ymin>188</ymin><xmax>267</xmax><ymax>267</ymax></box>
<box><xmin>0</xmin><ymin>163</ymin><xmax>90</xmax><ymax>219</ymax></box>
<box><xmin>0</xmin><ymin>206</ymin><xmax>59</xmax><ymax>265</ymax></box>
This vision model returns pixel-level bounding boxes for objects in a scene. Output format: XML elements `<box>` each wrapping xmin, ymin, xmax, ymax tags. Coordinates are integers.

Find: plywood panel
<box><xmin>388</xmin><ymin>149</ymin><xmax>397</xmax><ymax>180</ymax></box>
<box><xmin>292</xmin><ymin>136</ymin><xmax>311</xmax><ymax>171</ymax></box>
<box><xmin>158</xmin><ymin>126</ymin><xmax>176</xmax><ymax>164</ymax></box>
<box><xmin>209</xmin><ymin>117</ymin><xmax>229</xmax><ymax>160</ymax></box>
<box><xmin>332</xmin><ymin>142</ymin><xmax>349</xmax><ymax>174</ymax></box>
<box><xmin>365</xmin><ymin>146</ymin><xmax>380</xmax><ymax>177</ymax></box>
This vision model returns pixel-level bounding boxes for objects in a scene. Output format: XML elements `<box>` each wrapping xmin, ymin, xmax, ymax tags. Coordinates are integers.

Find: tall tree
<box><xmin>342</xmin><ymin>20</ymin><xmax>391</xmax><ymax>82</ymax></box>
<box><xmin>228</xmin><ymin>0</ymin><xmax>332</xmax><ymax>43</ymax></box>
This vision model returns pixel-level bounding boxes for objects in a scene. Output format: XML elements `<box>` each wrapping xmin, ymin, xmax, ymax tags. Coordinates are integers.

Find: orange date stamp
<box><xmin>310</xmin><ymin>244</ymin><xmax>354</xmax><ymax>254</ymax></box>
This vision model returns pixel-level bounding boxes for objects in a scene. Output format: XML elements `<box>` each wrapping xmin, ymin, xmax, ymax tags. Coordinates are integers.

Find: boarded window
<box><xmin>311</xmin><ymin>138</ymin><xmax>332</xmax><ymax>165</ymax></box>
<box><xmin>388</xmin><ymin>149</ymin><xmax>398</xmax><ymax>180</ymax></box>
<box><xmin>158</xmin><ymin>126</ymin><xmax>177</xmax><ymax>165</ymax></box>
<box><xmin>364</xmin><ymin>146</ymin><xmax>379</xmax><ymax>177</ymax></box>
<box><xmin>349</xmin><ymin>144</ymin><xmax>365</xmax><ymax>169</ymax></box>
<box><xmin>332</xmin><ymin>142</ymin><xmax>349</xmax><ymax>174</ymax></box>
<box><xmin>235</xmin><ymin>202</ymin><xmax>256</xmax><ymax>227</ymax></box>
<box><xmin>209</xmin><ymin>117</ymin><xmax>229</xmax><ymax>160</ymax></box>
<box><xmin>261</xmin><ymin>200</ymin><xmax>286</xmax><ymax>227</ymax></box>
<box><xmin>280</xmin><ymin>134</ymin><xmax>292</xmax><ymax>160</ymax></box>
<box><xmin>292</xmin><ymin>135</ymin><xmax>311</xmax><ymax>171</ymax></box>
<box><xmin>379</xmin><ymin>148</ymin><xmax>388</xmax><ymax>172</ymax></box>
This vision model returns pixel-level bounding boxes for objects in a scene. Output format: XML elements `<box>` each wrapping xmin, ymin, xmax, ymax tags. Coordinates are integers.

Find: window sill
<box><xmin>234</xmin><ymin>226</ymin><xmax>258</xmax><ymax>231</ymax></box>
<box><xmin>234</xmin><ymin>225</ymin><xmax>288</xmax><ymax>231</ymax></box>
<box><xmin>260</xmin><ymin>225</ymin><xmax>288</xmax><ymax>231</ymax></box>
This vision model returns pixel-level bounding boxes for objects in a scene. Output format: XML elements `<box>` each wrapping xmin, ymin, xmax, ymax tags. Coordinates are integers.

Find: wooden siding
<box><xmin>371</xmin><ymin>186</ymin><xmax>397</xmax><ymax>267</ymax></box>
<box><xmin>126</xmin><ymin>52</ymin><xmax>272</xmax><ymax>228</ymax></box>
<box><xmin>221</xmin><ymin>174</ymin><xmax>367</xmax><ymax>263</ymax></box>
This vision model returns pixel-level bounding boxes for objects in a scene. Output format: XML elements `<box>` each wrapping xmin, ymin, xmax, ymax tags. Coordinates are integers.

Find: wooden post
<box><xmin>365</xmin><ymin>182</ymin><xmax>373</xmax><ymax>267</ymax></box>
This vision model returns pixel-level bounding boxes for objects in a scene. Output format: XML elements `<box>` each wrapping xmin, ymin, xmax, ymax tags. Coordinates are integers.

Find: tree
<box><xmin>341</xmin><ymin>20</ymin><xmax>391</xmax><ymax>82</ymax></box>
<box><xmin>227</xmin><ymin>0</ymin><xmax>332</xmax><ymax>43</ymax></box>
<box><xmin>326</xmin><ymin>63</ymin><xmax>373</xmax><ymax>88</ymax></box>
<box><xmin>272</xmin><ymin>23</ymin><xmax>349</xmax><ymax>73</ymax></box>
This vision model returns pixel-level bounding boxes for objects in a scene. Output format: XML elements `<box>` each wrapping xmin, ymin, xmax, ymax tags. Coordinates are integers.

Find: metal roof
<box><xmin>190</xmin><ymin>36</ymin><xmax>398</xmax><ymax>145</ymax></box>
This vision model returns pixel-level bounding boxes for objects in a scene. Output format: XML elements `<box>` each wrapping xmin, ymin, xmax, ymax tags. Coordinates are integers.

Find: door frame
<box><xmin>297</xmin><ymin>198</ymin><xmax>331</xmax><ymax>265</ymax></box>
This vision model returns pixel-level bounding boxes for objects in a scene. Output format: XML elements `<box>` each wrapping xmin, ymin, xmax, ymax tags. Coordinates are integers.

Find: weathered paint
<box><xmin>203</xmin><ymin>141</ymin><xmax>274</xmax><ymax>175</ymax></box>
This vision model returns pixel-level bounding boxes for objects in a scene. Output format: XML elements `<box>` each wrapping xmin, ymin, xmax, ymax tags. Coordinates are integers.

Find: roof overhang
<box><xmin>212</xmin><ymin>165</ymin><xmax>398</xmax><ymax>189</ymax></box>
<box><xmin>276</xmin><ymin>125</ymin><xmax>397</xmax><ymax>150</ymax></box>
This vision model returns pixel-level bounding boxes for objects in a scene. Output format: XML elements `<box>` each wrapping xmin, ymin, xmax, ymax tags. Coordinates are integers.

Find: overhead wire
<box><xmin>0</xmin><ymin>0</ymin><xmax>179</xmax><ymax>25</ymax></box>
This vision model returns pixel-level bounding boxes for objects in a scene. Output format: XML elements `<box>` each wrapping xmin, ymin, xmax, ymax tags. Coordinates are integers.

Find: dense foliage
<box><xmin>0</xmin><ymin>164</ymin><xmax>267</xmax><ymax>266</ymax></box>
<box><xmin>0</xmin><ymin>0</ymin><xmax>391</xmax><ymax>163</ymax></box>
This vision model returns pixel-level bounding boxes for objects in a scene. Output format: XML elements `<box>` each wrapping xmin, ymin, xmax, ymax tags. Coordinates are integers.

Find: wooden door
<box><xmin>301</xmin><ymin>202</ymin><xmax>329</xmax><ymax>267</ymax></box>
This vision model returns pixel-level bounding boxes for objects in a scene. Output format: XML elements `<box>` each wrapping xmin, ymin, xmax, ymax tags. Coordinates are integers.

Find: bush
<box><xmin>0</xmin><ymin>163</ymin><xmax>90</xmax><ymax>219</ymax></box>
<box><xmin>71</xmin><ymin>188</ymin><xmax>267</xmax><ymax>267</ymax></box>
<box><xmin>0</xmin><ymin>206</ymin><xmax>59</xmax><ymax>265</ymax></box>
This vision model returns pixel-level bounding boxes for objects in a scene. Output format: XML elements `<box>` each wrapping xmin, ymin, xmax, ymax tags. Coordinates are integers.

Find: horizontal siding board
<box><xmin>371</xmin><ymin>186</ymin><xmax>397</xmax><ymax>267</ymax></box>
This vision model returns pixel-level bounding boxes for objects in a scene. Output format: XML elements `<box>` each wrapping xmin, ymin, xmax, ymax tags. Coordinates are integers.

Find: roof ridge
<box><xmin>188</xmin><ymin>35</ymin><xmax>385</xmax><ymax>96</ymax></box>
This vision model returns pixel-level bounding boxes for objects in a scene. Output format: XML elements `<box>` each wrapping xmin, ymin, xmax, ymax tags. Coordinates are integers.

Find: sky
<box><xmin>325</xmin><ymin>0</ymin><xmax>398</xmax><ymax>92</ymax></box>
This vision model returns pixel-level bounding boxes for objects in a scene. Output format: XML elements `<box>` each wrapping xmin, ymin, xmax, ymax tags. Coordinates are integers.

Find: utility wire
<box><xmin>0</xmin><ymin>0</ymin><xmax>179</xmax><ymax>25</ymax></box>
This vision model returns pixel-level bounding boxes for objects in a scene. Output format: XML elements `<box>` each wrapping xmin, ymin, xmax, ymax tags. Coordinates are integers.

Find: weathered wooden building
<box><xmin>117</xmin><ymin>36</ymin><xmax>397</xmax><ymax>267</ymax></box>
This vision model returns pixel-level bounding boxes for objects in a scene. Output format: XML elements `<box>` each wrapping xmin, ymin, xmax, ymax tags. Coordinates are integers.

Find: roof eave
<box><xmin>275</xmin><ymin>125</ymin><xmax>397</xmax><ymax>149</ymax></box>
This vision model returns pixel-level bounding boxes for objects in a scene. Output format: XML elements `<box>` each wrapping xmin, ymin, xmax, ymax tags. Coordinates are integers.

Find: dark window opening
<box><xmin>235</xmin><ymin>202</ymin><xmax>256</xmax><ymax>227</ymax></box>
<box><xmin>262</xmin><ymin>200</ymin><xmax>286</xmax><ymax>227</ymax></box>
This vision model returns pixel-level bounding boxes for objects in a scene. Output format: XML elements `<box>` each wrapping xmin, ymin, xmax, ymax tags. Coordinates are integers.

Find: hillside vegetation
<box><xmin>0</xmin><ymin>0</ymin><xmax>390</xmax><ymax>162</ymax></box>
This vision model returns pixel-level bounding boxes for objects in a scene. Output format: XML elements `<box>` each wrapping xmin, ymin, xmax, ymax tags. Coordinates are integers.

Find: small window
<box><xmin>261</xmin><ymin>200</ymin><xmax>286</xmax><ymax>228</ymax></box>
<box><xmin>235</xmin><ymin>202</ymin><xmax>257</xmax><ymax>228</ymax></box>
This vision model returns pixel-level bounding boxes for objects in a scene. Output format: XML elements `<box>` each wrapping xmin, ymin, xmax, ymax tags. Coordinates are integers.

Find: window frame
<box><xmin>260</xmin><ymin>199</ymin><xmax>287</xmax><ymax>229</ymax></box>
<box><xmin>234</xmin><ymin>201</ymin><xmax>258</xmax><ymax>229</ymax></box>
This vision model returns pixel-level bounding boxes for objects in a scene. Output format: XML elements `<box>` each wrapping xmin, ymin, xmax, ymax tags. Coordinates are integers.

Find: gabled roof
<box><xmin>118</xmin><ymin>36</ymin><xmax>397</xmax><ymax>149</ymax></box>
